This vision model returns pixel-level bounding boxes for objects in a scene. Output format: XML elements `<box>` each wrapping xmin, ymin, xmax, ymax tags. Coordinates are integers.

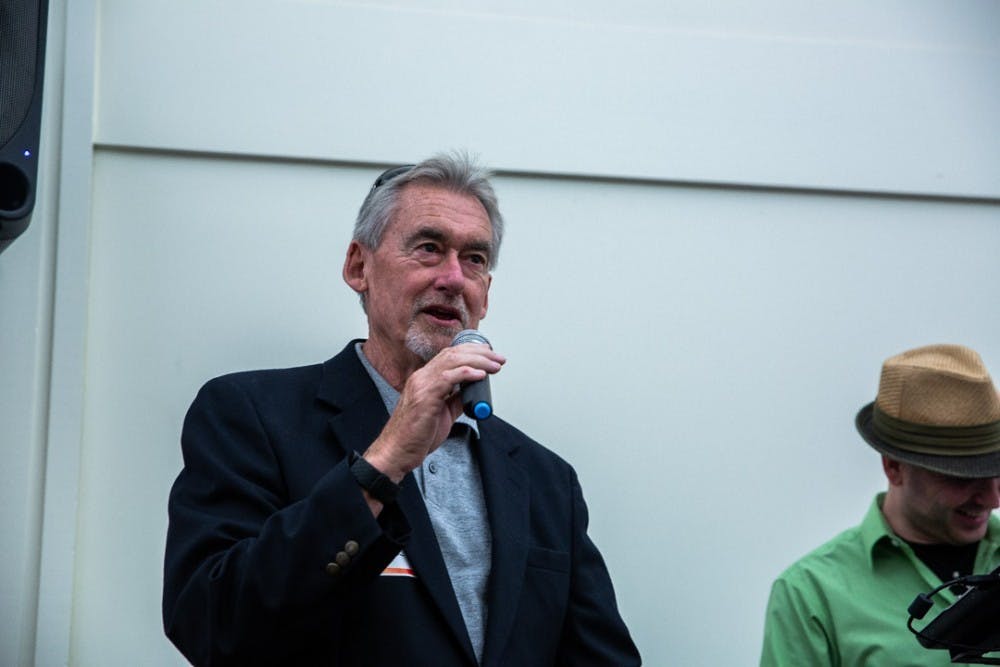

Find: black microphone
<box><xmin>451</xmin><ymin>329</ymin><xmax>494</xmax><ymax>420</ymax></box>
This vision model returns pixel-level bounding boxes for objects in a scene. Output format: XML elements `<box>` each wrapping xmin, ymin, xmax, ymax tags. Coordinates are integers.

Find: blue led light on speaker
<box><xmin>23</xmin><ymin>150</ymin><xmax>32</xmax><ymax>158</ymax></box>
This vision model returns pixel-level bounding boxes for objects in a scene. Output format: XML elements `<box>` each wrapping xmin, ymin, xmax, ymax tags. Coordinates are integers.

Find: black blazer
<box><xmin>163</xmin><ymin>341</ymin><xmax>640</xmax><ymax>666</ymax></box>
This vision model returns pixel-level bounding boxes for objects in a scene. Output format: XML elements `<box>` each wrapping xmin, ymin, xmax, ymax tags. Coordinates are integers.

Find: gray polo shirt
<box><xmin>355</xmin><ymin>344</ymin><xmax>493</xmax><ymax>664</ymax></box>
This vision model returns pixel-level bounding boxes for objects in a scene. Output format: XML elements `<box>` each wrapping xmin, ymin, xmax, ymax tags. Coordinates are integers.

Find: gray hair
<box><xmin>352</xmin><ymin>151</ymin><xmax>504</xmax><ymax>270</ymax></box>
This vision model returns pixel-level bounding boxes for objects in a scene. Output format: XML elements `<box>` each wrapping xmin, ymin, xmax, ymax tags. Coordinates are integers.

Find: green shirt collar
<box><xmin>861</xmin><ymin>492</ymin><xmax>1000</xmax><ymax>571</ymax></box>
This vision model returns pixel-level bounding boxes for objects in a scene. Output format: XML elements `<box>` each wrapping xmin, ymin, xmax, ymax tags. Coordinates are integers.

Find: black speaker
<box><xmin>0</xmin><ymin>0</ymin><xmax>49</xmax><ymax>255</ymax></box>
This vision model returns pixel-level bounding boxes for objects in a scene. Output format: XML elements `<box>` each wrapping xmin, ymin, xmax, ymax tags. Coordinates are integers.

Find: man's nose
<box><xmin>974</xmin><ymin>478</ymin><xmax>1000</xmax><ymax>509</ymax></box>
<box><xmin>433</xmin><ymin>251</ymin><xmax>465</xmax><ymax>292</ymax></box>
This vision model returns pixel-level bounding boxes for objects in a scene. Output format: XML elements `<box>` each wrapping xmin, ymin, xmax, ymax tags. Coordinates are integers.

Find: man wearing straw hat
<box><xmin>761</xmin><ymin>344</ymin><xmax>1000</xmax><ymax>666</ymax></box>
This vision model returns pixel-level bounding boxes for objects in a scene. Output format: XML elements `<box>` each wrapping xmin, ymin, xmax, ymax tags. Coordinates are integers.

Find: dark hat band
<box><xmin>872</xmin><ymin>405</ymin><xmax>1000</xmax><ymax>456</ymax></box>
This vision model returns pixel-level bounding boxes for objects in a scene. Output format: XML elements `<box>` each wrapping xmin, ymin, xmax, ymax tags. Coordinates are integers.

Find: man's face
<box><xmin>888</xmin><ymin>460</ymin><xmax>1000</xmax><ymax>545</ymax></box>
<box><xmin>344</xmin><ymin>183</ymin><xmax>493</xmax><ymax>377</ymax></box>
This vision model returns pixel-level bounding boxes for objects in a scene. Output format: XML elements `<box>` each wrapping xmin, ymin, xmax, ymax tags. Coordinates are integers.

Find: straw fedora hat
<box><xmin>855</xmin><ymin>344</ymin><xmax>1000</xmax><ymax>478</ymax></box>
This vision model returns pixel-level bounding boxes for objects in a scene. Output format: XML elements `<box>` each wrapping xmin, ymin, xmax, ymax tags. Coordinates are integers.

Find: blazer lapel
<box><xmin>317</xmin><ymin>342</ymin><xmax>477</xmax><ymax>664</ymax></box>
<box><xmin>477</xmin><ymin>421</ymin><xmax>530</xmax><ymax>667</ymax></box>
<box><xmin>317</xmin><ymin>341</ymin><xmax>388</xmax><ymax>454</ymax></box>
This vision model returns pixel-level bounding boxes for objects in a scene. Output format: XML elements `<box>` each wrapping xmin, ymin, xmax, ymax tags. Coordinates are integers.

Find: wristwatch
<box><xmin>349</xmin><ymin>451</ymin><xmax>400</xmax><ymax>504</ymax></box>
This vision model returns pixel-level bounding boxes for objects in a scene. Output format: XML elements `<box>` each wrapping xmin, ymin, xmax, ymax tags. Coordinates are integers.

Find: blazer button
<box><xmin>344</xmin><ymin>540</ymin><xmax>360</xmax><ymax>557</ymax></box>
<box><xmin>325</xmin><ymin>562</ymin><xmax>342</xmax><ymax>577</ymax></box>
<box><xmin>335</xmin><ymin>551</ymin><xmax>351</xmax><ymax>567</ymax></box>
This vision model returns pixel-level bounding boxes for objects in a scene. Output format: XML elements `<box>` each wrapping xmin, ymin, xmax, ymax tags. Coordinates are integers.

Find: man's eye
<box><xmin>418</xmin><ymin>242</ymin><xmax>440</xmax><ymax>253</ymax></box>
<box><xmin>468</xmin><ymin>253</ymin><xmax>487</xmax><ymax>265</ymax></box>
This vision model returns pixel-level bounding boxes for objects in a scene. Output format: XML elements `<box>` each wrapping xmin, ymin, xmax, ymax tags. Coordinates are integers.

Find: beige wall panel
<box><xmin>96</xmin><ymin>0</ymin><xmax>1000</xmax><ymax>197</ymax></box>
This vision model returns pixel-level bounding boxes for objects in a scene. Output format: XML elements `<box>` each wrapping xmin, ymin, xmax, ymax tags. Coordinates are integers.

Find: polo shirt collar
<box><xmin>354</xmin><ymin>341</ymin><xmax>480</xmax><ymax>436</ymax></box>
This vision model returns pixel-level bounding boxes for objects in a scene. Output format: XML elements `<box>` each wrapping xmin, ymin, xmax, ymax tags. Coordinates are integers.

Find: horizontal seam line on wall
<box><xmin>92</xmin><ymin>142</ymin><xmax>1000</xmax><ymax>206</ymax></box>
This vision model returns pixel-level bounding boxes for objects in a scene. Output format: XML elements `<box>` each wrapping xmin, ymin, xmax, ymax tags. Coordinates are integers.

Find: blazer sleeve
<box><xmin>556</xmin><ymin>469</ymin><xmax>642</xmax><ymax>666</ymax></box>
<box><xmin>162</xmin><ymin>375</ymin><xmax>409</xmax><ymax>666</ymax></box>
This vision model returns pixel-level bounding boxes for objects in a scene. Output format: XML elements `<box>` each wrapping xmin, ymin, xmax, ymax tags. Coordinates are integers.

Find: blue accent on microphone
<box><xmin>453</xmin><ymin>329</ymin><xmax>495</xmax><ymax>421</ymax></box>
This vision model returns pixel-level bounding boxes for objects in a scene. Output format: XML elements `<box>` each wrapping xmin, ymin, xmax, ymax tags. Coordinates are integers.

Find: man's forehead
<box><xmin>397</xmin><ymin>183</ymin><xmax>488</xmax><ymax>217</ymax></box>
<box><xmin>388</xmin><ymin>184</ymin><xmax>492</xmax><ymax>241</ymax></box>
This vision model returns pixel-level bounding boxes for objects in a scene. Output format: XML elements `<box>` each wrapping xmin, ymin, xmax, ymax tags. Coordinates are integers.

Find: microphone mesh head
<box><xmin>452</xmin><ymin>329</ymin><xmax>490</xmax><ymax>347</ymax></box>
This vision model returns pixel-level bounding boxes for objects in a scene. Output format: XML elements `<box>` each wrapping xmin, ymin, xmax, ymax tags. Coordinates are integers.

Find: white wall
<box><xmin>3</xmin><ymin>1</ymin><xmax>999</xmax><ymax>665</ymax></box>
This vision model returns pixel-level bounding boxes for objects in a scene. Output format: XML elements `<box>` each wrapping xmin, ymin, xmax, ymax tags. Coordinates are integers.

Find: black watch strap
<box><xmin>349</xmin><ymin>451</ymin><xmax>400</xmax><ymax>504</ymax></box>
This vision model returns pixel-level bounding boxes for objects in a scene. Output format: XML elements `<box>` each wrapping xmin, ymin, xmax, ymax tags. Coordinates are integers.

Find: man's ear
<box><xmin>343</xmin><ymin>241</ymin><xmax>368</xmax><ymax>294</ymax></box>
<box><xmin>882</xmin><ymin>455</ymin><xmax>905</xmax><ymax>486</ymax></box>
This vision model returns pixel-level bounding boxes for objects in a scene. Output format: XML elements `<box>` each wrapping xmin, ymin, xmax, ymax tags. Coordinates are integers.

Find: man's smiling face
<box><xmin>888</xmin><ymin>459</ymin><xmax>1000</xmax><ymax>545</ymax></box>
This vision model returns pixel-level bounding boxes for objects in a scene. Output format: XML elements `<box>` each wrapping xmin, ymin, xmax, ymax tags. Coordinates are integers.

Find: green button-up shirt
<box><xmin>761</xmin><ymin>494</ymin><xmax>1000</xmax><ymax>666</ymax></box>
